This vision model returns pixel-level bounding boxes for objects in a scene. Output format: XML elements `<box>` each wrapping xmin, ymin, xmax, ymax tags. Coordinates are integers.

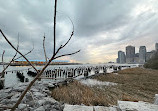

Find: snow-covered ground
<box><xmin>63</xmin><ymin>101</ymin><xmax>158</xmax><ymax>111</ymax></box>
<box><xmin>118</xmin><ymin>101</ymin><xmax>158</xmax><ymax>111</ymax></box>
<box><xmin>63</xmin><ymin>104</ymin><xmax>118</xmax><ymax>111</ymax></box>
<box><xmin>80</xmin><ymin>79</ymin><xmax>117</xmax><ymax>87</ymax></box>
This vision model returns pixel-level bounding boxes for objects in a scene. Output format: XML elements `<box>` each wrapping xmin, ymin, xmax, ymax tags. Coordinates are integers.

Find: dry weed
<box><xmin>51</xmin><ymin>68</ymin><xmax>158</xmax><ymax>106</ymax></box>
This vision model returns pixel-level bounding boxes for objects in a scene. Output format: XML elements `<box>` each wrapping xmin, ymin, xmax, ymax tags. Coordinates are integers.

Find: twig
<box><xmin>54</xmin><ymin>50</ymin><xmax>80</xmax><ymax>59</ymax></box>
<box><xmin>61</xmin><ymin>14</ymin><xmax>74</xmax><ymax>49</ymax></box>
<box><xmin>53</xmin><ymin>0</ymin><xmax>57</xmax><ymax>55</ymax></box>
<box><xmin>56</xmin><ymin>11</ymin><xmax>74</xmax><ymax>50</ymax></box>
<box><xmin>10</xmin><ymin>1</ymin><xmax>59</xmax><ymax>110</ymax></box>
<box><xmin>0</xmin><ymin>106</ymin><xmax>12</xmax><ymax>109</ymax></box>
<box><xmin>28</xmin><ymin>91</ymin><xmax>36</xmax><ymax>102</ymax></box>
<box><xmin>11</xmin><ymin>47</ymin><xmax>59</xmax><ymax>111</ymax></box>
<box><xmin>9</xmin><ymin>0</ymin><xmax>80</xmax><ymax>110</ymax></box>
<box><xmin>52</xmin><ymin>11</ymin><xmax>75</xmax><ymax>58</ymax></box>
<box><xmin>0</xmin><ymin>35</ymin><xmax>19</xmax><ymax>78</ymax></box>
<box><xmin>14</xmin><ymin>43</ymin><xmax>34</xmax><ymax>61</ymax></box>
<box><xmin>0</xmin><ymin>29</ymin><xmax>38</xmax><ymax>73</ymax></box>
<box><xmin>43</xmin><ymin>33</ymin><xmax>48</xmax><ymax>63</ymax></box>
<box><xmin>2</xmin><ymin>50</ymin><xmax>5</xmax><ymax>70</ymax></box>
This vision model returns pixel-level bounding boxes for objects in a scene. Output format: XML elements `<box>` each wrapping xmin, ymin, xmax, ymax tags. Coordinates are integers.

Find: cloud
<box><xmin>0</xmin><ymin>0</ymin><xmax>158</xmax><ymax>63</ymax></box>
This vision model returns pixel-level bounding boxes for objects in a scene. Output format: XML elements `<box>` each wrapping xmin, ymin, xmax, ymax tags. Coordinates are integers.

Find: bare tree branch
<box><xmin>43</xmin><ymin>33</ymin><xmax>48</xmax><ymax>63</ymax></box>
<box><xmin>0</xmin><ymin>34</ymin><xmax>19</xmax><ymax>78</ymax></box>
<box><xmin>50</xmin><ymin>13</ymin><xmax>75</xmax><ymax>56</ymax></box>
<box><xmin>1</xmin><ymin>52</ymin><xmax>17</xmax><ymax>78</ymax></box>
<box><xmin>11</xmin><ymin>1</ymin><xmax>59</xmax><ymax>110</ymax></box>
<box><xmin>0</xmin><ymin>29</ymin><xmax>38</xmax><ymax>72</ymax></box>
<box><xmin>0</xmin><ymin>106</ymin><xmax>12</xmax><ymax>109</ymax></box>
<box><xmin>61</xmin><ymin>14</ymin><xmax>74</xmax><ymax>49</ymax></box>
<box><xmin>11</xmin><ymin>46</ymin><xmax>60</xmax><ymax>111</ymax></box>
<box><xmin>14</xmin><ymin>43</ymin><xmax>34</xmax><ymax>61</ymax></box>
<box><xmin>9</xmin><ymin>0</ymin><xmax>80</xmax><ymax>110</ymax></box>
<box><xmin>55</xmin><ymin>11</ymin><xmax>75</xmax><ymax>50</ymax></box>
<box><xmin>53</xmin><ymin>0</ymin><xmax>57</xmax><ymax>55</ymax></box>
<box><xmin>0</xmin><ymin>50</ymin><xmax>5</xmax><ymax>78</ymax></box>
<box><xmin>54</xmin><ymin>50</ymin><xmax>80</xmax><ymax>60</ymax></box>
<box><xmin>2</xmin><ymin>50</ymin><xmax>5</xmax><ymax>70</ymax></box>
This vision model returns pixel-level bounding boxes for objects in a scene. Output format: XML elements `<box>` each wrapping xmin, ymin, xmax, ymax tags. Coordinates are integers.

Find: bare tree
<box><xmin>0</xmin><ymin>50</ymin><xmax>5</xmax><ymax>90</ymax></box>
<box><xmin>0</xmin><ymin>0</ymin><xmax>80</xmax><ymax>110</ymax></box>
<box><xmin>2</xmin><ymin>50</ymin><xmax>5</xmax><ymax>71</ymax></box>
<box><xmin>0</xmin><ymin>35</ymin><xmax>19</xmax><ymax>78</ymax></box>
<box><xmin>43</xmin><ymin>33</ymin><xmax>48</xmax><ymax>63</ymax></box>
<box><xmin>0</xmin><ymin>43</ymin><xmax>34</xmax><ymax>78</ymax></box>
<box><xmin>13</xmin><ymin>44</ymin><xmax>34</xmax><ymax>61</ymax></box>
<box><xmin>53</xmin><ymin>0</ymin><xmax>57</xmax><ymax>55</ymax></box>
<box><xmin>0</xmin><ymin>30</ymin><xmax>38</xmax><ymax>72</ymax></box>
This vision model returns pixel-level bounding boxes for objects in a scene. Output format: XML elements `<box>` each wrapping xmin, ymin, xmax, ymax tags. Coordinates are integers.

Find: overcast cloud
<box><xmin>0</xmin><ymin>0</ymin><xmax>158</xmax><ymax>63</ymax></box>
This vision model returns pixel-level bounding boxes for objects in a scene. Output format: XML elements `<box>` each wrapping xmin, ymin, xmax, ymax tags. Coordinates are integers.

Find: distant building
<box><xmin>117</xmin><ymin>51</ymin><xmax>121</xmax><ymax>63</ymax></box>
<box><xmin>134</xmin><ymin>53</ymin><xmax>139</xmax><ymax>63</ymax></box>
<box><xmin>126</xmin><ymin>45</ymin><xmax>135</xmax><ymax>63</ymax></box>
<box><xmin>155</xmin><ymin>43</ymin><xmax>158</xmax><ymax>51</ymax></box>
<box><xmin>117</xmin><ymin>51</ymin><xmax>126</xmax><ymax>63</ymax></box>
<box><xmin>139</xmin><ymin>46</ymin><xmax>146</xmax><ymax>64</ymax></box>
<box><xmin>13</xmin><ymin>60</ymin><xmax>69</xmax><ymax>65</ymax></box>
<box><xmin>116</xmin><ymin>58</ymin><xmax>119</xmax><ymax>63</ymax></box>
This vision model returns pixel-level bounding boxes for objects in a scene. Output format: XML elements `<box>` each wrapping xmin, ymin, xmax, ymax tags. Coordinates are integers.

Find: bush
<box><xmin>144</xmin><ymin>51</ymin><xmax>158</xmax><ymax>69</ymax></box>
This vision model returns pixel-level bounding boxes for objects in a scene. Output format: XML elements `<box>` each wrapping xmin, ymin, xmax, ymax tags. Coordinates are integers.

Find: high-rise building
<box><xmin>155</xmin><ymin>43</ymin><xmax>158</xmax><ymax>51</ymax></box>
<box><xmin>126</xmin><ymin>45</ymin><xmax>135</xmax><ymax>63</ymax></box>
<box><xmin>134</xmin><ymin>53</ymin><xmax>139</xmax><ymax>63</ymax></box>
<box><xmin>116</xmin><ymin>58</ymin><xmax>119</xmax><ymax>63</ymax></box>
<box><xmin>118</xmin><ymin>51</ymin><xmax>126</xmax><ymax>63</ymax></box>
<box><xmin>139</xmin><ymin>46</ymin><xmax>146</xmax><ymax>64</ymax></box>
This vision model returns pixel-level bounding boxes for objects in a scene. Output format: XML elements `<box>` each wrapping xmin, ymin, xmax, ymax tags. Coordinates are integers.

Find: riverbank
<box><xmin>0</xmin><ymin>81</ymin><xmax>64</xmax><ymax>111</ymax></box>
<box><xmin>51</xmin><ymin>68</ymin><xmax>158</xmax><ymax>106</ymax></box>
<box><xmin>1</xmin><ymin>67</ymin><xmax>158</xmax><ymax>110</ymax></box>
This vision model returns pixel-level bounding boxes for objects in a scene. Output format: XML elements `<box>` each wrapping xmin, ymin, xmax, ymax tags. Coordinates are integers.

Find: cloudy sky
<box><xmin>0</xmin><ymin>0</ymin><xmax>158</xmax><ymax>64</ymax></box>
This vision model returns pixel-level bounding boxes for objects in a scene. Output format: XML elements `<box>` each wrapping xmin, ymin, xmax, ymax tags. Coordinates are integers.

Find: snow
<box><xmin>80</xmin><ymin>79</ymin><xmax>117</xmax><ymax>87</ymax></box>
<box><xmin>63</xmin><ymin>104</ymin><xmax>93</xmax><ymax>111</ymax></box>
<box><xmin>154</xmin><ymin>94</ymin><xmax>158</xmax><ymax>105</ymax></box>
<box><xmin>118</xmin><ymin>101</ymin><xmax>158</xmax><ymax>111</ymax></box>
<box><xmin>63</xmin><ymin>104</ymin><xmax>117</xmax><ymax>111</ymax></box>
<box><xmin>113</xmin><ymin>73</ymin><xmax>118</xmax><ymax>75</ymax></box>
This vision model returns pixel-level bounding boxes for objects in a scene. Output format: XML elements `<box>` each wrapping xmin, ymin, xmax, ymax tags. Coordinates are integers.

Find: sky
<box><xmin>0</xmin><ymin>0</ymin><xmax>158</xmax><ymax>64</ymax></box>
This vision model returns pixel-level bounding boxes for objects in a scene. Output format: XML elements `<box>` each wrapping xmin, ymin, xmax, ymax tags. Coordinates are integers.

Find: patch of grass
<box><xmin>51</xmin><ymin>80</ymin><xmax>110</xmax><ymax>106</ymax></box>
<box><xmin>51</xmin><ymin>68</ymin><xmax>158</xmax><ymax>106</ymax></box>
<box><xmin>94</xmin><ymin>68</ymin><xmax>158</xmax><ymax>102</ymax></box>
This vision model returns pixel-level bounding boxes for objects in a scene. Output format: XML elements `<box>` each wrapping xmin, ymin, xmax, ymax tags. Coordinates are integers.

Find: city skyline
<box><xmin>117</xmin><ymin>42</ymin><xmax>157</xmax><ymax>64</ymax></box>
